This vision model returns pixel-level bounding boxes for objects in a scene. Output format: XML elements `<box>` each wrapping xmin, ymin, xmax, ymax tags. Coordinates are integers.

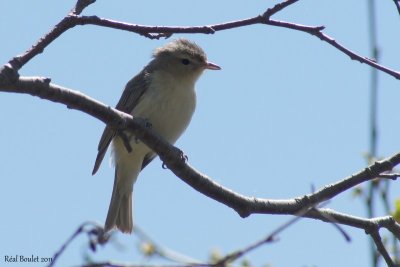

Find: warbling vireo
<box><xmin>92</xmin><ymin>39</ymin><xmax>221</xmax><ymax>233</ymax></box>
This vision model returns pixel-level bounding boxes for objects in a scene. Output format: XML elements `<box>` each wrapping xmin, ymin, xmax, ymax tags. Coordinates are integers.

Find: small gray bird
<box><xmin>92</xmin><ymin>39</ymin><xmax>221</xmax><ymax>233</ymax></box>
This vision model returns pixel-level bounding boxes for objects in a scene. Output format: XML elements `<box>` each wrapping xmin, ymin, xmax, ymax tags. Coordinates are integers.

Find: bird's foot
<box><xmin>117</xmin><ymin>130</ymin><xmax>133</xmax><ymax>153</ymax></box>
<box><xmin>133</xmin><ymin>117</ymin><xmax>152</xmax><ymax>144</ymax></box>
<box><xmin>162</xmin><ymin>148</ymin><xmax>188</xmax><ymax>169</ymax></box>
<box><xmin>143</xmin><ymin>118</ymin><xmax>152</xmax><ymax>129</ymax></box>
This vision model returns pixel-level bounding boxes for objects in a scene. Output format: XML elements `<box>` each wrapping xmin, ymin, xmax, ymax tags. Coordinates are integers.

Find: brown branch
<box><xmin>61</xmin><ymin>16</ymin><xmax>400</xmax><ymax>80</ymax></box>
<box><xmin>303</xmin><ymin>158</ymin><xmax>399</xmax><ymax>207</ymax></box>
<box><xmin>73</xmin><ymin>204</ymin><xmax>308</xmax><ymax>267</ymax></box>
<box><xmin>1</xmin><ymin>77</ymin><xmax>399</xmax><ymax>226</ymax></box>
<box><xmin>2</xmin><ymin>0</ymin><xmax>399</xmax><ymax>82</ymax></box>
<box><xmin>1</xmin><ymin>77</ymin><xmax>400</xmax><ymax>265</ymax></box>
<box><xmin>265</xmin><ymin>19</ymin><xmax>400</xmax><ymax>80</ymax></box>
<box><xmin>369</xmin><ymin>230</ymin><xmax>396</xmax><ymax>267</ymax></box>
<box><xmin>133</xmin><ymin>226</ymin><xmax>204</xmax><ymax>264</ymax></box>
<box><xmin>66</xmin><ymin>206</ymin><xmax>395</xmax><ymax>267</ymax></box>
<box><xmin>213</xmin><ymin>205</ymin><xmax>319</xmax><ymax>267</ymax></box>
<box><xmin>394</xmin><ymin>0</ymin><xmax>400</xmax><ymax>15</ymax></box>
<box><xmin>2</xmin><ymin>0</ymin><xmax>298</xmax><ymax>72</ymax></box>
<box><xmin>263</xmin><ymin>0</ymin><xmax>299</xmax><ymax>17</ymax></box>
<box><xmin>7</xmin><ymin>0</ymin><xmax>95</xmax><ymax>71</ymax></box>
<box><xmin>48</xmin><ymin>221</ymin><xmax>106</xmax><ymax>267</ymax></box>
<box><xmin>378</xmin><ymin>173</ymin><xmax>400</xmax><ymax>179</ymax></box>
<box><xmin>70</xmin><ymin>0</ymin><xmax>96</xmax><ymax>15</ymax></box>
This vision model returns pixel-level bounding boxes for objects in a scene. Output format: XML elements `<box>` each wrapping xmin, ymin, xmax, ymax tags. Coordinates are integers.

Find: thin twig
<box><xmin>0</xmin><ymin>77</ymin><xmax>400</xmax><ymax>228</ymax></box>
<box><xmin>263</xmin><ymin>0</ymin><xmax>299</xmax><ymax>17</ymax></box>
<box><xmin>48</xmin><ymin>225</ymin><xmax>84</xmax><ymax>267</ymax></box>
<box><xmin>2</xmin><ymin>0</ymin><xmax>400</xmax><ymax>82</ymax></box>
<box><xmin>215</xmin><ymin>211</ymin><xmax>301</xmax><ymax>266</ymax></box>
<box><xmin>1</xmin><ymin>77</ymin><xmax>400</xmax><ymax>235</ymax></box>
<box><xmin>83</xmin><ymin>204</ymin><xmax>309</xmax><ymax>267</ymax></box>
<box><xmin>380</xmin><ymin>177</ymin><xmax>400</xmax><ymax>263</ymax></box>
<box><xmin>393</xmin><ymin>0</ymin><xmax>400</xmax><ymax>15</ymax></box>
<box><xmin>367</xmin><ymin>0</ymin><xmax>380</xmax><ymax>264</ymax></box>
<box><xmin>378</xmin><ymin>173</ymin><xmax>400</xmax><ymax>179</ymax></box>
<box><xmin>49</xmin><ymin>221</ymin><xmax>105</xmax><ymax>267</ymax></box>
<box><xmin>265</xmin><ymin>19</ymin><xmax>400</xmax><ymax>80</ymax></box>
<box><xmin>7</xmin><ymin>0</ymin><xmax>94</xmax><ymax>71</ymax></box>
<box><xmin>81</xmin><ymin>203</ymin><xmax>352</xmax><ymax>267</ymax></box>
<box><xmin>134</xmin><ymin>226</ymin><xmax>204</xmax><ymax>264</ymax></box>
<box><xmin>214</xmin><ymin>203</ymin><xmax>331</xmax><ymax>267</ymax></box>
<box><xmin>3</xmin><ymin>0</ymin><xmax>298</xmax><ymax>71</ymax></box>
<box><xmin>70</xmin><ymin>16</ymin><xmax>400</xmax><ymax>80</ymax></box>
<box><xmin>369</xmin><ymin>231</ymin><xmax>396</xmax><ymax>267</ymax></box>
<box><xmin>70</xmin><ymin>0</ymin><xmax>96</xmax><ymax>15</ymax></box>
<box><xmin>309</xmin><ymin>207</ymin><xmax>351</xmax><ymax>242</ymax></box>
<box><xmin>2</xmin><ymin>75</ymin><xmax>400</xmax><ymax>264</ymax></box>
<box><xmin>299</xmin><ymin>156</ymin><xmax>400</xmax><ymax>210</ymax></box>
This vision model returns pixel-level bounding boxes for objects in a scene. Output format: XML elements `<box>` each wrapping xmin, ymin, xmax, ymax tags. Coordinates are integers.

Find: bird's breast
<box><xmin>131</xmin><ymin>77</ymin><xmax>197</xmax><ymax>144</ymax></box>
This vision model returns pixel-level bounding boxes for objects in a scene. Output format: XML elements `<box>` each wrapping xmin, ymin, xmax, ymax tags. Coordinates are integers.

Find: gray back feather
<box><xmin>92</xmin><ymin>67</ymin><xmax>153</xmax><ymax>175</ymax></box>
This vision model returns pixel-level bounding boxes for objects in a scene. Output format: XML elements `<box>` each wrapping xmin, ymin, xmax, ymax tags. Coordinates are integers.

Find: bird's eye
<box><xmin>181</xmin><ymin>59</ymin><xmax>190</xmax><ymax>65</ymax></box>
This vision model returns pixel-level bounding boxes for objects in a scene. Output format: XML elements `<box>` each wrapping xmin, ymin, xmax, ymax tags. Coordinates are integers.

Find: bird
<box><xmin>92</xmin><ymin>39</ymin><xmax>221</xmax><ymax>233</ymax></box>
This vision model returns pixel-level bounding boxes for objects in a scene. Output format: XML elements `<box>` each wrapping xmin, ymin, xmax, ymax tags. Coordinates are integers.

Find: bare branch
<box><xmin>309</xmin><ymin>207</ymin><xmax>352</xmax><ymax>242</ymax></box>
<box><xmin>70</xmin><ymin>0</ymin><xmax>96</xmax><ymax>15</ymax></box>
<box><xmin>393</xmin><ymin>0</ymin><xmax>400</xmax><ymax>15</ymax></box>
<box><xmin>302</xmin><ymin>158</ymin><xmax>399</xmax><ymax>207</ymax></box>
<box><xmin>49</xmin><ymin>221</ymin><xmax>106</xmax><ymax>267</ymax></box>
<box><xmin>7</xmin><ymin>0</ymin><xmax>95</xmax><ymax>71</ymax></box>
<box><xmin>7</xmin><ymin>17</ymin><xmax>74</xmax><ymax>71</ymax></box>
<box><xmin>214</xmin><ymin>204</ymin><xmax>321</xmax><ymax>267</ymax></box>
<box><xmin>265</xmin><ymin>19</ymin><xmax>400</xmax><ymax>80</ymax></box>
<box><xmin>134</xmin><ymin>226</ymin><xmax>204</xmax><ymax>264</ymax></box>
<box><xmin>369</xmin><ymin>230</ymin><xmax>396</xmax><ymax>267</ymax></box>
<box><xmin>72</xmin><ymin>205</ymin><xmax>308</xmax><ymax>267</ymax></box>
<box><xmin>263</xmin><ymin>0</ymin><xmax>299</xmax><ymax>17</ymax></box>
<box><xmin>4</xmin><ymin>0</ymin><xmax>297</xmax><ymax>71</ymax></box>
<box><xmin>1</xmin><ymin>76</ymin><xmax>400</xmax><ymax>242</ymax></box>
<box><xmin>378</xmin><ymin>173</ymin><xmax>400</xmax><ymax>179</ymax></box>
<box><xmin>69</xmin><ymin>16</ymin><xmax>400</xmax><ymax>80</ymax></box>
<box><xmin>73</xmin><ymin>205</ymin><xmax>396</xmax><ymax>267</ymax></box>
<box><xmin>2</xmin><ymin>0</ymin><xmax>399</xmax><ymax>82</ymax></box>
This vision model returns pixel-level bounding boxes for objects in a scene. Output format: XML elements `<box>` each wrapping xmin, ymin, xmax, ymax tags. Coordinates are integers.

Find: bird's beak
<box><xmin>205</xmin><ymin>61</ymin><xmax>221</xmax><ymax>70</ymax></box>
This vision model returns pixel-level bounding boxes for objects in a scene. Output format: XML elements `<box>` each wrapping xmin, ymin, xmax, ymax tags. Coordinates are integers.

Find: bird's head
<box><xmin>152</xmin><ymin>39</ymin><xmax>221</xmax><ymax>82</ymax></box>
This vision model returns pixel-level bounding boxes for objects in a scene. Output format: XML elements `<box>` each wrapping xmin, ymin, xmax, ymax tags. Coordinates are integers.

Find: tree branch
<box><xmin>48</xmin><ymin>221</ymin><xmax>106</xmax><ymax>267</ymax></box>
<box><xmin>134</xmin><ymin>226</ymin><xmax>204</xmax><ymax>264</ymax></box>
<box><xmin>60</xmin><ymin>205</ymin><xmax>307</xmax><ymax>267</ymax></box>
<box><xmin>70</xmin><ymin>0</ymin><xmax>96</xmax><ymax>15</ymax></box>
<box><xmin>369</xmin><ymin>230</ymin><xmax>396</xmax><ymax>267</ymax></box>
<box><xmin>2</xmin><ymin>0</ymin><xmax>399</xmax><ymax>81</ymax></box>
<box><xmin>1</xmin><ymin>77</ymin><xmax>399</xmax><ymax>266</ymax></box>
<box><xmin>6</xmin><ymin>0</ymin><xmax>96</xmax><ymax>71</ymax></box>
<box><xmin>393</xmin><ymin>0</ymin><xmax>400</xmax><ymax>15</ymax></box>
<box><xmin>265</xmin><ymin>19</ymin><xmax>400</xmax><ymax>80</ymax></box>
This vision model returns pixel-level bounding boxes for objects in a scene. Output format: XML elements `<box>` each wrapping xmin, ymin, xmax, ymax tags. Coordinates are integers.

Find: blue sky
<box><xmin>1</xmin><ymin>0</ymin><xmax>400</xmax><ymax>266</ymax></box>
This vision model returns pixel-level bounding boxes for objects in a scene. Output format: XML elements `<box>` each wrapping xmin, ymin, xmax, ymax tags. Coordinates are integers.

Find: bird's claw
<box><xmin>143</xmin><ymin>118</ymin><xmax>152</xmax><ymax>129</ymax></box>
<box><xmin>132</xmin><ymin>118</ymin><xmax>152</xmax><ymax>144</ymax></box>
<box><xmin>161</xmin><ymin>149</ymin><xmax>188</xmax><ymax>169</ymax></box>
<box><xmin>117</xmin><ymin>130</ymin><xmax>133</xmax><ymax>153</ymax></box>
<box><xmin>181</xmin><ymin>152</ymin><xmax>188</xmax><ymax>162</ymax></box>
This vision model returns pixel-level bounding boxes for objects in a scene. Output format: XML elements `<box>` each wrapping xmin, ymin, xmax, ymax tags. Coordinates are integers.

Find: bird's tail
<box><xmin>104</xmin><ymin>183</ymin><xmax>133</xmax><ymax>233</ymax></box>
<box><xmin>104</xmin><ymin>160</ymin><xmax>140</xmax><ymax>234</ymax></box>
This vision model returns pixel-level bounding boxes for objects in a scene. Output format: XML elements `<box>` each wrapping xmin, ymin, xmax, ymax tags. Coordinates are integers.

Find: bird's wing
<box><xmin>92</xmin><ymin>68</ymin><xmax>152</xmax><ymax>175</ymax></box>
<box><xmin>141</xmin><ymin>153</ymin><xmax>157</xmax><ymax>170</ymax></box>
